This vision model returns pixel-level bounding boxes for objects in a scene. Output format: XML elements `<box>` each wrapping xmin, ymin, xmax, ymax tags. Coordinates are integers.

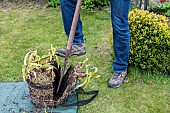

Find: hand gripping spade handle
<box><xmin>56</xmin><ymin>0</ymin><xmax>83</xmax><ymax>94</ymax></box>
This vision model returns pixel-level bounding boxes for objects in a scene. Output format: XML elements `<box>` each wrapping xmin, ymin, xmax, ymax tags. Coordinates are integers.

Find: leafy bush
<box><xmin>47</xmin><ymin>0</ymin><xmax>60</xmax><ymax>7</ymax></box>
<box><xmin>150</xmin><ymin>2</ymin><xmax>170</xmax><ymax>17</ymax></box>
<box><xmin>82</xmin><ymin>0</ymin><xmax>109</xmax><ymax>11</ymax></box>
<box><xmin>128</xmin><ymin>9</ymin><xmax>170</xmax><ymax>75</ymax></box>
<box><xmin>46</xmin><ymin>0</ymin><xmax>109</xmax><ymax>10</ymax></box>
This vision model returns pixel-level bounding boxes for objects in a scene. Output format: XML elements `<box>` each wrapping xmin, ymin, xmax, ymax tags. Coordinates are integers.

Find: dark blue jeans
<box><xmin>60</xmin><ymin>0</ymin><xmax>131</xmax><ymax>73</ymax></box>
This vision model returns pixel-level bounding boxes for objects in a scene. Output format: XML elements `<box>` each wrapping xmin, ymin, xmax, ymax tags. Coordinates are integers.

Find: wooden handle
<box><xmin>56</xmin><ymin>0</ymin><xmax>83</xmax><ymax>94</ymax></box>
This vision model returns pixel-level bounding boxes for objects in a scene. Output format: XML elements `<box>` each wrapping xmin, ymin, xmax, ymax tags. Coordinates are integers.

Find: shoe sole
<box><xmin>71</xmin><ymin>51</ymin><xmax>86</xmax><ymax>56</ymax></box>
<box><xmin>108</xmin><ymin>83</ymin><xmax>122</xmax><ymax>88</ymax></box>
<box><xmin>57</xmin><ymin>52</ymin><xmax>86</xmax><ymax>57</ymax></box>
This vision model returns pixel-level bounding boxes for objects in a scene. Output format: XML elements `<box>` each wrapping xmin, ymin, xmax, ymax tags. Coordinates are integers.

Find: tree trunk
<box><xmin>139</xmin><ymin>0</ymin><xmax>142</xmax><ymax>9</ymax></box>
<box><xmin>134</xmin><ymin>0</ymin><xmax>139</xmax><ymax>8</ymax></box>
<box><xmin>160</xmin><ymin>0</ymin><xmax>166</xmax><ymax>3</ymax></box>
<box><xmin>144</xmin><ymin>0</ymin><xmax>148</xmax><ymax>10</ymax></box>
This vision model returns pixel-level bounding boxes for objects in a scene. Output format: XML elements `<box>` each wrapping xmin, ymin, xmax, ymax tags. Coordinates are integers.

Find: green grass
<box><xmin>0</xmin><ymin>5</ymin><xmax>170</xmax><ymax>113</ymax></box>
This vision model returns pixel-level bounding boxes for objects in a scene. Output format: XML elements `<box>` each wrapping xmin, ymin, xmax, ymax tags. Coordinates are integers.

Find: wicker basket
<box><xmin>26</xmin><ymin>66</ymin><xmax>76</xmax><ymax>108</ymax></box>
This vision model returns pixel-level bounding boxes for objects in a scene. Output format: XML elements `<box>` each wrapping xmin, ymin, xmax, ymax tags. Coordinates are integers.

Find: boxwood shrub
<box><xmin>128</xmin><ymin>9</ymin><xmax>170</xmax><ymax>75</ymax></box>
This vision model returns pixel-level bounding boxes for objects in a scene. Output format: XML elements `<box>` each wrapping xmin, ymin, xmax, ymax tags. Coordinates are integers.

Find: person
<box><xmin>57</xmin><ymin>0</ymin><xmax>131</xmax><ymax>88</ymax></box>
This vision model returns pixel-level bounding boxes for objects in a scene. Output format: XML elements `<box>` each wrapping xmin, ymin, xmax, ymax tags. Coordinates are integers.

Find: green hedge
<box><xmin>82</xmin><ymin>0</ymin><xmax>109</xmax><ymax>11</ymax></box>
<box><xmin>47</xmin><ymin>0</ymin><xmax>109</xmax><ymax>10</ymax></box>
<box><xmin>128</xmin><ymin>9</ymin><xmax>170</xmax><ymax>75</ymax></box>
<box><xmin>48</xmin><ymin>0</ymin><xmax>60</xmax><ymax>7</ymax></box>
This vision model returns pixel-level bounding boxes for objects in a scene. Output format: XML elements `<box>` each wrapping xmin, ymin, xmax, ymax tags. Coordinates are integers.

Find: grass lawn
<box><xmin>0</xmin><ymin>5</ymin><xmax>170</xmax><ymax>113</ymax></box>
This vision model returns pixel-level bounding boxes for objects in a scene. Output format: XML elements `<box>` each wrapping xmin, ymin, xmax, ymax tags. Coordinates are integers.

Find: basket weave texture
<box><xmin>27</xmin><ymin>66</ymin><xmax>75</xmax><ymax>108</ymax></box>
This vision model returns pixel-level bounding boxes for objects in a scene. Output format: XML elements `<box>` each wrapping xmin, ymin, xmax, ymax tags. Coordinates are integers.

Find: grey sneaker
<box><xmin>108</xmin><ymin>69</ymin><xmax>127</xmax><ymax>88</ymax></box>
<box><xmin>56</xmin><ymin>43</ymin><xmax>86</xmax><ymax>57</ymax></box>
